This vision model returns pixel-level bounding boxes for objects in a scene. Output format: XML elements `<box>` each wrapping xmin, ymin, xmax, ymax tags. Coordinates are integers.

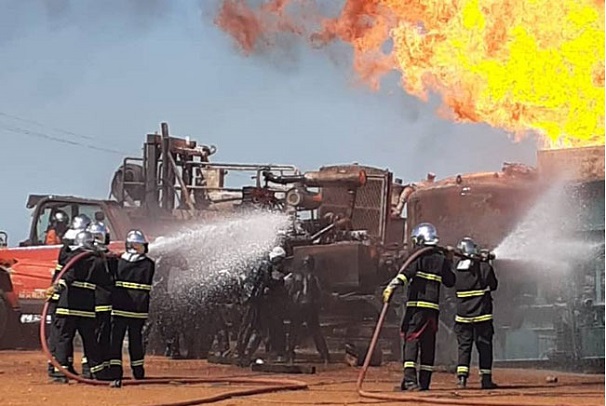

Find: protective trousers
<box><xmin>109</xmin><ymin>316</ymin><xmax>146</xmax><ymax>379</ymax></box>
<box><xmin>54</xmin><ymin>316</ymin><xmax>102</xmax><ymax>377</ymax></box>
<box><xmin>402</xmin><ymin>309</ymin><xmax>438</xmax><ymax>389</ymax></box>
<box><xmin>455</xmin><ymin>321</ymin><xmax>494</xmax><ymax>377</ymax></box>
<box><xmin>95</xmin><ymin>310</ymin><xmax>112</xmax><ymax>372</ymax></box>
<box><xmin>288</xmin><ymin>304</ymin><xmax>329</xmax><ymax>362</ymax></box>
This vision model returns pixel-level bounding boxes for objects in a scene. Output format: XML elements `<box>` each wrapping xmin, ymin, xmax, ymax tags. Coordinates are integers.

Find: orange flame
<box><xmin>216</xmin><ymin>0</ymin><xmax>605</xmax><ymax>148</ymax></box>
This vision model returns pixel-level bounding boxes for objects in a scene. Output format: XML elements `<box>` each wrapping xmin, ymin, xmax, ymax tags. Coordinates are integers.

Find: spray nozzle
<box><xmin>438</xmin><ymin>245</ymin><xmax>495</xmax><ymax>262</ymax></box>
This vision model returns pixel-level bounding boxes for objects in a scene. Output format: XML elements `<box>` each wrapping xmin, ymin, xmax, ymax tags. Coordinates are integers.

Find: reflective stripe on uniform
<box><xmin>416</xmin><ymin>271</ymin><xmax>442</xmax><ymax>283</ymax></box>
<box><xmin>90</xmin><ymin>364</ymin><xmax>106</xmax><ymax>373</ymax></box>
<box><xmin>407</xmin><ymin>301</ymin><xmax>439</xmax><ymax>310</ymax></box>
<box><xmin>51</xmin><ymin>294</ymin><xmax>60</xmax><ymax>300</ymax></box>
<box><xmin>58</xmin><ymin>279</ymin><xmax>67</xmax><ymax>287</ymax></box>
<box><xmin>111</xmin><ymin>309</ymin><xmax>149</xmax><ymax>319</ymax></box>
<box><xmin>455</xmin><ymin>314</ymin><xmax>493</xmax><ymax>323</ymax></box>
<box><xmin>95</xmin><ymin>305</ymin><xmax>112</xmax><ymax>312</ymax></box>
<box><xmin>457</xmin><ymin>287</ymin><xmax>490</xmax><ymax>298</ymax></box>
<box><xmin>55</xmin><ymin>308</ymin><xmax>96</xmax><ymax>318</ymax></box>
<box><xmin>419</xmin><ymin>365</ymin><xmax>434</xmax><ymax>372</ymax></box>
<box><xmin>479</xmin><ymin>369</ymin><xmax>492</xmax><ymax>375</ymax></box>
<box><xmin>131</xmin><ymin>359</ymin><xmax>145</xmax><ymax>367</ymax></box>
<box><xmin>55</xmin><ymin>264</ymin><xmax>63</xmax><ymax>271</ymax></box>
<box><xmin>403</xmin><ymin>361</ymin><xmax>416</xmax><ymax>369</ymax></box>
<box><xmin>457</xmin><ymin>366</ymin><xmax>470</xmax><ymax>375</ymax></box>
<box><xmin>115</xmin><ymin>281</ymin><xmax>152</xmax><ymax>291</ymax></box>
<box><xmin>109</xmin><ymin>359</ymin><xmax>122</xmax><ymax>366</ymax></box>
<box><xmin>72</xmin><ymin>281</ymin><xmax>96</xmax><ymax>290</ymax></box>
<box><xmin>82</xmin><ymin>357</ymin><xmax>88</xmax><ymax>364</ymax></box>
<box><xmin>396</xmin><ymin>274</ymin><xmax>408</xmax><ymax>284</ymax></box>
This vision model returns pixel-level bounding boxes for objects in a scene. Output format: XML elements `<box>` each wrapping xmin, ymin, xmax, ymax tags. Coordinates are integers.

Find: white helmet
<box><xmin>268</xmin><ymin>246</ymin><xmax>286</xmax><ymax>262</ymax></box>
<box><xmin>410</xmin><ymin>222</ymin><xmax>439</xmax><ymax>247</ymax></box>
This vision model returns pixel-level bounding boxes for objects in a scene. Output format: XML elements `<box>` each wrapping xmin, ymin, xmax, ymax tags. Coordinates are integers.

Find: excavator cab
<box><xmin>19</xmin><ymin>195</ymin><xmax>130</xmax><ymax>247</ymax></box>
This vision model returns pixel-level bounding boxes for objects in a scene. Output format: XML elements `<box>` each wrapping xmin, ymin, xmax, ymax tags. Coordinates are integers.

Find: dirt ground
<box><xmin>0</xmin><ymin>350</ymin><xmax>603</xmax><ymax>406</ymax></box>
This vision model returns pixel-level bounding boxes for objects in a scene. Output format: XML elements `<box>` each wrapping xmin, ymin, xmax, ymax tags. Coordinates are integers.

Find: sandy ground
<box><xmin>0</xmin><ymin>350</ymin><xmax>603</xmax><ymax>406</ymax></box>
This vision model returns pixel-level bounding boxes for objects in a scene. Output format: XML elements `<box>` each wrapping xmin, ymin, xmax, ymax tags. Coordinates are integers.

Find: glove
<box><xmin>45</xmin><ymin>286</ymin><xmax>56</xmax><ymax>301</ymax></box>
<box><xmin>382</xmin><ymin>286</ymin><xmax>395</xmax><ymax>304</ymax></box>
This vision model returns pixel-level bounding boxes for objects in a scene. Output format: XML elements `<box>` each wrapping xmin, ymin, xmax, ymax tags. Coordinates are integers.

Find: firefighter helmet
<box><xmin>457</xmin><ymin>237</ymin><xmax>478</xmax><ymax>256</ymax></box>
<box><xmin>87</xmin><ymin>222</ymin><xmax>110</xmax><ymax>246</ymax></box>
<box><xmin>268</xmin><ymin>246</ymin><xmax>286</xmax><ymax>262</ymax></box>
<box><xmin>52</xmin><ymin>210</ymin><xmax>69</xmax><ymax>226</ymax></box>
<box><xmin>73</xmin><ymin>230</ymin><xmax>95</xmax><ymax>249</ymax></box>
<box><xmin>125</xmin><ymin>229</ymin><xmax>148</xmax><ymax>254</ymax></box>
<box><xmin>410</xmin><ymin>222</ymin><xmax>439</xmax><ymax>246</ymax></box>
<box><xmin>71</xmin><ymin>214</ymin><xmax>92</xmax><ymax>231</ymax></box>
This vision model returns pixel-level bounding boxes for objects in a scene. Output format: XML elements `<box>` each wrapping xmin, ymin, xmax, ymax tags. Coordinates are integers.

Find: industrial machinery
<box><xmin>0</xmin><ymin>122</ymin><xmax>408</xmax><ymax>354</ymax></box>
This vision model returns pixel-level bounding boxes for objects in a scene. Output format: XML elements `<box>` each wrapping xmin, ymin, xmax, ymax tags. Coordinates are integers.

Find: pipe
<box><xmin>41</xmin><ymin>251</ymin><xmax>308</xmax><ymax>405</ymax></box>
<box><xmin>355</xmin><ymin>247</ymin><xmax>582</xmax><ymax>406</ymax></box>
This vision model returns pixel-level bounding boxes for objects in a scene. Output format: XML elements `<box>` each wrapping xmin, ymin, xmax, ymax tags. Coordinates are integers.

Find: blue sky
<box><xmin>0</xmin><ymin>1</ymin><xmax>538</xmax><ymax>244</ymax></box>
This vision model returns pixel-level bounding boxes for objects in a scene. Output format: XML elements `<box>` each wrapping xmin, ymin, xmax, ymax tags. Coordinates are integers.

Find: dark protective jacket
<box><xmin>111</xmin><ymin>253</ymin><xmax>155</xmax><ymax>319</ymax></box>
<box><xmin>244</xmin><ymin>260</ymin><xmax>285</xmax><ymax>303</ymax></box>
<box><xmin>94</xmin><ymin>249</ymin><xmax>117</xmax><ymax>313</ymax></box>
<box><xmin>55</xmin><ymin>248</ymin><xmax>106</xmax><ymax>318</ymax></box>
<box><xmin>285</xmin><ymin>271</ymin><xmax>322</xmax><ymax>307</ymax></box>
<box><xmin>454</xmin><ymin>259</ymin><xmax>498</xmax><ymax>323</ymax></box>
<box><xmin>393</xmin><ymin>247</ymin><xmax>456</xmax><ymax>311</ymax></box>
<box><xmin>50</xmin><ymin>245</ymin><xmax>77</xmax><ymax>302</ymax></box>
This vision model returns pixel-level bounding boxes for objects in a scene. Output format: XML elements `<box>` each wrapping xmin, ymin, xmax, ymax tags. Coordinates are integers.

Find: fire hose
<box><xmin>355</xmin><ymin>247</ymin><xmax>588</xmax><ymax>406</ymax></box>
<box><xmin>40</xmin><ymin>250</ymin><xmax>308</xmax><ymax>405</ymax></box>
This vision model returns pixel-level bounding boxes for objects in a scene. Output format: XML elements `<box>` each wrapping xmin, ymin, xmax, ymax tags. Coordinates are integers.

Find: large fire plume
<box><xmin>215</xmin><ymin>0</ymin><xmax>605</xmax><ymax>148</ymax></box>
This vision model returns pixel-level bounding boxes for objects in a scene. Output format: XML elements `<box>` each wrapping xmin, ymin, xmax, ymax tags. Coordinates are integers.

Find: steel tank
<box><xmin>405</xmin><ymin>168</ymin><xmax>542</xmax><ymax>249</ymax></box>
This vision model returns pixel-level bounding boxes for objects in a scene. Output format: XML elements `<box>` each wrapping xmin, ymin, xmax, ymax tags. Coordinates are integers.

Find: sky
<box><xmin>0</xmin><ymin>0</ymin><xmax>538</xmax><ymax>245</ymax></box>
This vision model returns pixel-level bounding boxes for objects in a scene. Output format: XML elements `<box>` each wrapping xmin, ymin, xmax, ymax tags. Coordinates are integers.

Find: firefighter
<box><xmin>285</xmin><ymin>255</ymin><xmax>330</xmax><ymax>364</ymax></box>
<box><xmin>453</xmin><ymin>237</ymin><xmax>498</xmax><ymax>389</ymax></box>
<box><xmin>46</xmin><ymin>214</ymin><xmax>92</xmax><ymax>378</ymax></box>
<box><xmin>383</xmin><ymin>222</ymin><xmax>455</xmax><ymax>391</ymax></box>
<box><xmin>45</xmin><ymin>210</ymin><xmax>70</xmax><ymax>245</ymax></box>
<box><xmin>109</xmin><ymin>230</ymin><xmax>155</xmax><ymax>381</ymax></box>
<box><xmin>82</xmin><ymin>221</ymin><xmax>116</xmax><ymax>378</ymax></box>
<box><xmin>51</xmin><ymin>230</ymin><xmax>106</xmax><ymax>383</ymax></box>
<box><xmin>239</xmin><ymin>246</ymin><xmax>287</xmax><ymax>364</ymax></box>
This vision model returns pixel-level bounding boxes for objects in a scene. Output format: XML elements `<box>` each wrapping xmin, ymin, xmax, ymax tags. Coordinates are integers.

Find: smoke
<box><xmin>149</xmin><ymin>209</ymin><xmax>291</xmax><ymax>303</ymax></box>
<box><xmin>494</xmin><ymin>181</ymin><xmax>600</xmax><ymax>272</ymax></box>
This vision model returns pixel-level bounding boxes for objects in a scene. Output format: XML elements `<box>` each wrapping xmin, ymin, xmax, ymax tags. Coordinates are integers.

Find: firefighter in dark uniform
<box><xmin>239</xmin><ymin>246</ymin><xmax>287</xmax><ymax>364</ymax></box>
<box><xmin>109</xmin><ymin>230</ymin><xmax>155</xmax><ymax>381</ymax></box>
<box><xmin>82</xmin><ymin>221</ymin><xmax>116</xmax><ymax>378</ymax></box>
<box><xmin>383</xmin><ymin>222</ymin><xmax>455</xmax><ymax>391</ymax></box>
<box><xmin>45</xmin><ymin>210</ymin><xmax>70</xmax><ymax>245</ymax></box>
<box><xmin>46</xmin><ymin>214</ymin><xmax>92</xmax><ymax>378</ymax></box>
<box><xmin>51</xmin><ymin>230</ymin><xmax>106</xmax><ymax>383</ymax></box>
<box><xmin>453</xmin><ymin>237</ymin><xmax>498</xmax><ymax>389</ymax></box>
<box><xmin>284</xmin><ymin>255</ymin><xmax>330</xmax><ymax>364</ymax></box>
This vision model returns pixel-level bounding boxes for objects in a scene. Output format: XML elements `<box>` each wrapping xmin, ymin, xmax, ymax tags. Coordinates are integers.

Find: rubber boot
<box><xmin>67</xmin><ymin>363</ymin><xmax>79</xmax><ymax>375</ymax></box>
<box><xmin>457</xmin><ymin>375</ymin><xmax>467</xmax><ymax>389</ymax></box>
<box><xmin>481</xmin><ymin>374</ymin><xmax>498</xmax><ymax>389</ymax></box>
<box><xmin>132</xmin><ymin>366</ymin><xmax>145</xmax><ymax>380</ymax></box>
<box><xmin>50</xmin><ymin>367</ymin><xmax>69</xmax><ymax>384</ymax></box>
<box><xmin>81</xmin><ymin>362</ymin><xmax>92</xmax><ymax>379</ymax></box>
<box><xmin>400</xmin><ymin>377</ymin><xmax>419</xmax><ymax>391</ymax></box>
<box><xmin>47</xmin><ymin>362</ymin><xmax>54</xmax><ymax>377</ymax></box>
